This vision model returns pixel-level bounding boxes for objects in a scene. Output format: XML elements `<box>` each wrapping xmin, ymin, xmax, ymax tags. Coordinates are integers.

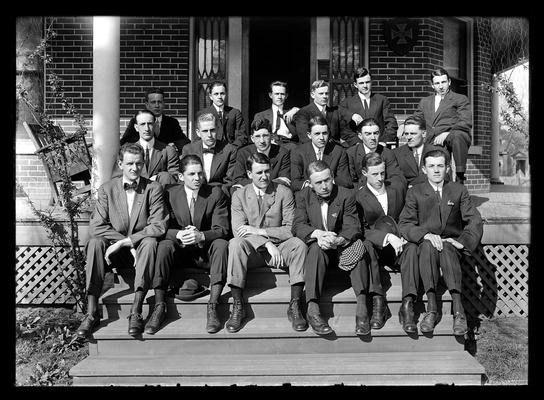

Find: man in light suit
<box><xmin>292</xmin><ymin>80</ymin><xmax>355</xmax><ymax>147</ymax></box>
<box><xmin>290</xmin><ymin>115</ymin><xmax>352</xmax><ymax>192</ymax></box>
<box><xmin>181</xmin><ymin>112</ymin><xmax>237</xmax><ymax>197</ymax></box>
<box><xmin>196</xmin><ymin>81</ymin><xmax>248</xmax><ymax>148</ymax></box>
<box><xmin>398</xmin><ymin>148</ymin><xmax>483</xmax><ymax>335</ymax></box>
<box><xmin>120</xmin><ymin>88</ymin><xmax>190</xmax><ymax>153</ymax></box>
<box><xmin>347</xmin><ymin>118</ymin><xmax>406</xmax><ymax>196</ymax></box>
<box><xmin>155</xmin><ymin>155</ymin><xmax>230</xmax><ymax>334</ymax></box>
<box><xmin>226</xmin><ymin>152</ymin><xmax>308</xmax><ymax>333</ymax></box>
<box><xmin>293</xmin><ymin>160</ymin><xmax>380</xmax><ymax>336</ymax></box>
<box><xmin>252</xmin><ymin>80</ymin><xmax>300</xmax><ymax>151</ymax></box>
<box><xmin>339</xmin><ymin>67</ymin><xmax>398</xmax><ymax>145</ymax></box>
<box><xmin>76</xmin><ymin>143</ymin><xmax>169</xmax><ymax>339</ymax></box>
<box><xmin>231</xmin><ymin>117</ymin><xmax>291</xmax><ymax>194</ymax></box>
<box><xmin>414</xmin><ymin>68</ymin><xmax>472</xmax><ymax>184</ymax></box>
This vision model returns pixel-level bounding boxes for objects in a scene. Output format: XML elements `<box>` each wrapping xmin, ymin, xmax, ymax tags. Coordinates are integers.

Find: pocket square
<box><xmin>447</xmin><ymin>200</ymin><xmax>454</xmax><ymax>206</ymax></box>
<box><xmin>331</xmin><ymin>213</ymin><xmax>338</xmax><ymax>218</ymax></box>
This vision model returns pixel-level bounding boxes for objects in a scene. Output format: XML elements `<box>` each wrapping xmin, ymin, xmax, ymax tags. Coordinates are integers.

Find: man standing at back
<box><xmin>414</xmin><ymin>68</ymin><xmax>472</xmax><ymax>184</ymax></box>
<box><xmin>120</xmin><ymin>88</ymin><xmax>190</xmax><ymax>153</ymax></box>
<box><xmin>339</xmin><ymin>67</ymin><xmax>398</xmax><ymax>145</ymax></box>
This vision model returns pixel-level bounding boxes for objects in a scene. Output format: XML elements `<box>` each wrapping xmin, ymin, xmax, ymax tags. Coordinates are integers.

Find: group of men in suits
<box><xmin>76</xmin><ymin>66</ymin><xmax>482</xmax><ymax>340</ymax></box>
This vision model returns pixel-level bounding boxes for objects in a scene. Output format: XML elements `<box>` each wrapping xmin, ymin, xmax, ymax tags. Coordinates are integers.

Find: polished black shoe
<box><xmin>226</xmin><ymin>299</ymin><xmax>245</xmax><ymax>333</ymax></box>
<box><xmin>453</xmin><ymin>311</ymin><xmax>468</xmax><ymax>336</ymax></box>
<box><xmin>398</xmin><ymin>298</ymin><xmax>417</xmax><ymax>334</ymax></box>
<box><xmin>370</xmin><ymin>295</ymin><xmax>392</xmax><ymax>330</ymax></box>
<box><xmin>206</xmin><ymin>302</ymin><xmax>221</xmax><ymax>334</ymax></box>
<box><xmin>287</xmin><ymin>298</ymin><xmax>308</xmax><ymax>332</ymax></box>
<box><xmin>127</xmin><ymin>312</ymin><xmax>145</xmax><ymax>336</ymax></box>
<box><xmin>307</xmin><ymin>312</ymin><xmax>333</xmax><ymax>335</ymax></box>
<box><xmin>76</xmin><ymin>313</ymin><xmax>100</xmax><ymax>339</ymax></box>
<box><xmin>419</xmin><ymin>311</ymin><xmax>438</xmax><ymax>333</ymax></box>
<box><xmin>355</xmin><ymin>314</ymin><xmax>371</xmax><ymax>336</ymax></box>
<box><xmin>144</xmin><ymin>302</ymin><xmax>167</xmax><ymax>335</ymax></box>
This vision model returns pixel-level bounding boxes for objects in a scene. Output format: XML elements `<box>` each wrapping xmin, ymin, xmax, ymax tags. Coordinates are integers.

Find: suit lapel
<box><xmin>258</xmin><ymin>183</ymin><xmax>276</xmax><ymax>226</ymax></box>
<box><xmin>385</xmin><ymin>186</ymin><xmax>396</xmax><ymax>217</ymax></box>
<box><xmin>362</xmin><ymin>188</ymin><xmax>385</xmax><ymax>222</ymax></box>
<box><xmin>309</xmin><ymin>191</ymin><xmax>325</xmax><ymax>230</ymax></box>
<box><xmin>326</xmin><ymin>187</ymin><xmax>341</xmax><ymax>231</ymax></box>
<box><xmin>244</xmin><ymin>186</ymin><xmax>261</xmax><ymax>228</ymax></box>
<box><xmin>209</xmin><ymin>142</ymin><xmax>224</xmax><ymax>179</ymax></box>
<box><xmin>439</xmin><ymin>182</ymin><xmax>454</xmax><ymax>232</ymax></box>
<box><xmin>128</xmin><ymin>179</ymin><xmax>146</xmax><ymax>234</ymax></box>
<box><xmin>174</xmin><ymin>185</ymin><xmax>192</xmax><ymax>227</ymax></box>
<box><xmin>193</xmin><ymin>186</ymin><xmax>208</xmax><ymax>229</ymax></box>
<box><xmin>148</xmin><ymin>144</ymin><xmax>163</xmax><ymax>175</ymax></box>
<box><xmin>115</xmin><ymin>178</ymin><xmax>130</xmax><ymax>231</ymax></box>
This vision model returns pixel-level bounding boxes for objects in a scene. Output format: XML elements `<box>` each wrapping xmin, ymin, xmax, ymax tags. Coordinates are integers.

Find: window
<box><xmin>443</xmin><ymin>17</ymin><xmax>472</xmax><ymax>97</ymax></box>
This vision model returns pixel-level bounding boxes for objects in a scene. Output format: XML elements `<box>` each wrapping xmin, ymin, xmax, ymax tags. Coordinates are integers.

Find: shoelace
<box><xmin>290</xmin><ymin>299</ymin><xmax>303</xmax><ymax>318</ymax></box>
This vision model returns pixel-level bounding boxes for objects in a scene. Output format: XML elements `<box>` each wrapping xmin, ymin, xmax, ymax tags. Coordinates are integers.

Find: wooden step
<box><xmin>70</xmin><ymin>351</ymin><xmax>485</xmax><ymax>386</ymax></box>
<box><xmin>88</xmin><ymin>314</ymin><xmax>465</xmax><ymax>356</ymax></box>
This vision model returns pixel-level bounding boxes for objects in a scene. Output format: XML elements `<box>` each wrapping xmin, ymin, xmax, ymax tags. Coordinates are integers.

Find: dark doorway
<box><xmin>248</xmin><ymin>17</ymin><xmax>311</xmax><ymax>122</ymax></box>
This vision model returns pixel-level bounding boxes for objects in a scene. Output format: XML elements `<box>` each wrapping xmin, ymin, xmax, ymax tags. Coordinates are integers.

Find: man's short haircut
<box><xmin>209</xmin><ymin>81</ymin><xmax>227</xmax><ymax>93</ymax></box>
<box><xmin>246</xmin><ymin>152</ymin><xmax>271</xmax><ymax>172</ymax></box>
<box><xmin>310</xmin><ymin>80</ymin><xmax>329</xmax><ymax>92</ymax></box>
<box><xmin>423</xmin><ymin>148</ymin><xmax>450</xmax><ymax>165</ymax></box>
<box><xmin>251</xmin><ymin>117</ymin><xmax>272</xmax><ymax>134</ymax></box>
<box><xmin>269</xmin><ymin>80</ymin><xmax>288</xmax><ymax>93</ymax></box>
<box><xmin>180</xmin><ymin>154</ymin><xmax>203</xmax><ymax>174</ymax></box>
<box><xmin>145</xmin><ymin>88</ymin><xmax>165</xmax><ymax>101</ymax></box>
<box><xmin>361</xmin><ymin>152</ymin><xmax>384</xmax><ymax>172</ymax></box>
<box><xmin>356</xmin><ymin>117</ymin><xmax>381</xmax><ymax>133</ymax></box>
<box><xmin>353</xmin><ymin>67</ymin><xmax>371</xmax><ymax>81</ymax></box>
<box><xmin>308</xmin><ymin>115</ymin><xmax>329</xmax><ymax>133</ymax></box>
<box><xmin>134</xmin><ymin>109</ymin><xmax>156</xmax><ymax>122</ymax></box>
<box><xmin>430</xmin><ymin>68</ymin><xmax>450</xmax><ymax>81</ymax></box>
<box><xmin>403</xmin><ymin>115</ymin><xmax>426</xmax><ymax>131</ymax></box>
<box><xmin>196</xmin><ymin>112</ymin><xmax>216</xmax><ymax>130</ymax></box>
<box><xmin>307</xmin><ymin>160</ymin><xmax>331</xmax><ymax>179</ymax></box>
<box><xmin>119</xmin><ymin>143</ymin><xmax>144</xmax><ymax>162</ymax></box>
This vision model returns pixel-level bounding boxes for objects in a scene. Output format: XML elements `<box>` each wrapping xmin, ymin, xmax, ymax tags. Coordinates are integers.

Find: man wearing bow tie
<box><xmin>398</xmin><ymin>148</ymin><xmax>482</xmax><ymax>335</ymax></box>
<box><xmin>76</xmin><ymin>143</ymin><xmax>169</xmax><ymax>339</ymax></box>
<box><xmin>252</xmin><ymin>80</ymin><xmax>300</xmax><ymax>151</ymax></box>
<box><xmin>414</xmin><ymin>68</ymin><xmax>472</xmax><ymax>184</ymax></box>
<box><xmin>196</xmin><ymin>81</ymin><xmax>248</xmax><ymax>148</ymax></box>
<box><xmin>226</xmin><ymin>152</ymin><xmax>308</xmax><ymax>333</ymax></box>
<box><xmin>181</xmin><ymin>112</ymin><xmax>237</xmax><ymax>197</ymax></box>
<box><xmin>293</xmin><ymin>160</ymin><xmax>379</xmax><ymax>336</ymax></box>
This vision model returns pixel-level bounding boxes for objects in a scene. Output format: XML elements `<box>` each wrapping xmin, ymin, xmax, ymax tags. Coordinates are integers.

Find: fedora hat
<box><xmin>374</xmin><ymin>214</ymin><xmax>400</xmax><ymax>237</ymax></box>
<box><xmin>174</xmin><ymin>278</ymin><xmax>209</xmax><ymax>301</ymax></box>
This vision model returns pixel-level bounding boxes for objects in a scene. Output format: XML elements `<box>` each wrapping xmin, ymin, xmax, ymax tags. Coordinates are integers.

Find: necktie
<box><xmin>257</xmin><ymin>193</ymin><xmax>263</xmax><ymax>214</ymax></box>
<box><xmin>189</xmin><ymin>195</ymin><xmax>196</xmax><ymax>223</ymax></box>
<box><xmin>145</xmin><ymin>147</ymin><xmax>150</xmax><ymax>169</ymax></box>
<box><xmin>321</xmin><ymin>107</ymin><xmax>327</xmax><ymax>117</ymax></box>
<box><xmin>218</xmin><ymin>110</ymin><xmax>223</xmax><ymax>124</ymax></box>
<box><xmin>275</xmin><ymin>110</ymin><xmax>282</xmax><ymax>133</ymax></box>
<box><xmin>413</xmin><ymin>149</ymin><xmax>419</xmax><ymax>165</ymax></box>
<box><xmin>124</xmin><ymin>181</ymin><xmax>137</xmax><ymax>191</ymax></box>
<box><xmin>363</xmin><ymin>99</ymin><xmax>369</xmax><ymax>110</ymax></box>
<box><xmin>153</xmin><ymin>120</ymin><xmax>160</xmax><ymax>137</ymax></box>
<box><xmin>435</xmin><ymin>189</ymin><xmax>441</xmax><ymax>201</ymax></box>
<box><xmin>317</xmin><ymin>149</ymin><xmax>322</xmax><ymax>161</ymax></box>
<box><xmin>202</xmin><ymin>147</ymin><xmax>215</xmax><ymax>154</ymax></box>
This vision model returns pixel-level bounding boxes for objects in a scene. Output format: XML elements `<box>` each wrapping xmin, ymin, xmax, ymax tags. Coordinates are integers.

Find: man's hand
<box><xmin>180</xmin><ymin>228</ymin><xmax>203</xmax><ymax>246</ymax></box>
<box><xmin>104</xmin><ymin>238</ymin><xmax>133</xmax><ymax>265</ymax></box>
<box><xmin>312</xmin><ymin>230</ymin><xmax>337</xmax><ymax>250</ymax></box>
<box><xmin>284</xmin><ymin>107</ymin><xmax>299</xmax><ymax>123</ymax></box>
<box><xmin>273</xmin><ymin>177</ymin><xmax>291</xmax><ymax>186</ymax></box>
<box><xmin>167</xmin><ymin>142</ymin><xmax>178</xmax><ymax>152</ymax></box>
<box><xmin>387</xmin><ymin>234</ymin><xmax>405</xmax><ymax>256</ymax></box>
<box><xmin>149</xmin><ymin>175</ymin><xmax>158</xmax><ymax>181</ymax></box>
<box><xmin>302</xmin><ymin>180</ymin><xmax>311</xmax><ymax>189</ymax></box>
<box><xmin>424</xmin><ymin>233</ymin><xmax>443</xmax><ymax>251</ymax></box>
<box><xmin>237</xmin><ymin>225</ymin><xmax>265</xmax><ymax>238</ymax></box>
<box><xmin>332</xmin><ymin>235</ymin><xmax>348</xmax><ymax>248</ymax></box>
<box><xmin>443</xmin><ymin>238</ymin><xmax>464</xmax><ymax>250</ymax></box>
<box><xmin>351</xmin><ymin>113</ymin><xmax>364</xmax><ymax>125</ymax></box>
<box><xmin>265</xmin><ymin>242</ymin><xmax>284</xmax><ymax>267</ymax></box>
<box><xmin>129</xmin><ymin>248</ymin><xmax>138</xmax><ymax>267</ymax></box>
<box><xmin>433</xmin><ymin>131</ymin><xmax>450</xmax><ymax>146</ymax></box>
<box><xmin>231</xmin><ymin>184</ymin><xmax>243</xmax><ymax>192</ymax></box>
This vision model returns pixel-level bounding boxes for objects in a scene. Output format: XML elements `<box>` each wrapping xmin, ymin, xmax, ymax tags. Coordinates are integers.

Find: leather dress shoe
<box><xmin>452</xmin><ymin>311</ymin><xmax>468</xmax><ymax>336</ymax></box>
<box><xmin>287</xmin><ymin>298</ymin><xmax>308</xmax><ymax>331</ymax></box>
<box><xmin>398</xmin><ymin>298</ymin><xmax>417</xmax><ymax>334</ymax></box>
<box><xmin>355</xmin><ymin>314</ymin><xmax>371</xmax><ymax>336</ymax></box>
<box><xmin>76</xmin><ymin>313</ymin><xmax>100</xmax><ymax>339</ymax></box>
<box><xmin>419</xmin><ymin>311</ymin><xmax>438</xmax><ymax>333</ymax></box>
<box><xmin>226</xmin><ymin>299</ymin><xmax>245</xmax><ymax>333</ymax></box>
<box><xmin>206</xmin><ymin>302</ymin><xmax>221</xmax><ymax>333</ymax></box>
<box><xmin>127</xmin><ymin>312</ymin><xmax>145</xmax><ymax>336</ymax></box>
<box><xmin>144</xmin><ymin>302</ymin><xmax>167</xmax><ymax>335</ymax></box>
<box><xmin>307</xmin><ymin>312</ymin><xmax>333</xmax><ymax>335</ymax></box>
<box><xmin>370</xmin><ymin>295</ymin><xmax>392</xmax><ymax>330</ymax></box>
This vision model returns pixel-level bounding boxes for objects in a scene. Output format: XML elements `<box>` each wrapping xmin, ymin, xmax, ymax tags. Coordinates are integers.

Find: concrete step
<box><xmin>70</xmin><ymin>350</ymin><xmax>485</xmax><ymax>386</ymax></box>
<box><xmin>88</xmin><ymin>314</ymin><xmax>465</xmax><ymax>356</ymax></box>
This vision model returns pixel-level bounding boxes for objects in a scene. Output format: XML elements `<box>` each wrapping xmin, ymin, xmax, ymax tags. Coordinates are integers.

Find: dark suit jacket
<box><xmin>414</xmin><ymin>90</ymin><xmax>472</xmax><ymax>144</ymax></box>
<box><xmin>293</xmin><ymin>102</ymin><xmax>352</xmax><ymax>146</ymax></box>
<box><xmin>90</xmin><ymin>176</ymin><xmax>168</xmax><ymax>247</ymax></box>
<box><xmin>293</xmin><ymin>185</ymin><xmax>362</xmax><ymax>244</ymax></box>
<box><xmin>355</xmin><ymin>185</ymin><xmax>404</xmax><ymax>248</ymax></box>
<box><xmin>181</xmin><ymin>139</ymin><xmax>237</xmax><ymax>196</ymax></box>
<box><xmin>393</xmin><ymin>143</ymin><xmax>437</xmax><ymax>187</ymax></box>
<box><xmin>347</xmin><ymin>143</ymin><xmax>406</xmax><ymax>195</ymax></box>
<box><xmin>164</xmin><ymin>183</ymin><xmax>230</xmax><ymax>245</ymax></box>
<box><xmin>232</xmin><ymin>144</ymin><xmax>290</xmax><ymax>188</ymax></box>
<box><xmin>120</xmin><ymin>114</ymin><xmax>190</xmax><ymax>152</ymax></box>
<box><xmin>253</xmin><ymin>107</ymin><xmax>299</xmax><ymax>144</ymax></box>
<box><xmin>290</xmin><ymin>141</ymin><xmax>352</xmax><ymax>191</ymax></box>
<box><xmin>339</xmin><ymin>92</ymin><xmax>398</xmax><ymax>144</ymax></box>
<box><xmin>398</xmin><ymin>180</ymin><xmax>483</xmax><ymax>254</ymax></box>
<box><xmin>197</xmin><ymin>105</ymin><xmax>248</xmax><ymax>148</ymax></box>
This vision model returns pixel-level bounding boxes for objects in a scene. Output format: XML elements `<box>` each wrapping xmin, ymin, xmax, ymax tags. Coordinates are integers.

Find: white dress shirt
<box><xmin>367</xmin><ymin>183</ymin><xmax>395</xmax><ymax>247</ymax></box>
<box><xmin>320</xmin><ymin>201</ymin><xmax>329</xmax><ymax>231</ymax></box>
<box><xmin>311</xmin><ymin>142</ymin><xmax>325</xmax><ymax>160</ymax></box>
<box><xmin>412</xmin><ymin>143</ymin><xmax>424</xmax><ymax>166</ymax></box>
<box><xmin>139</xmin><ymin>137</ymin><xmax>155</xmax><ymax>160</ymax></box>
<box><xmin>201</xmin><ymin>143</ymin><xmax>214</xmax><ymax>180</ymax></box>
<box><xmin>122</xmin><ymin>177</ymin><xmax>140</xmax><ymax>217</ymax></box>
<box><xmin>313</xmin><ymin>101</ymin><xmax>326</xmax><ymax>115</ymax></box>
<box><xmin>428</xmin><ymin>180</ymin><xmax>444</xmax><ymax>198</ymax></box>
<box><xmin>434</xmin><ymin>94</ymin><xmax>443</xmax><ymax>112</ymax></box>
<box><xmin>272</xmin><ymin>104</ymin><xmax>291</xmax><ymax>138</ymax></box>
<box><xmin>358</xmin><ymin>92</ymin><xmax>370</xmax><ymax>109</ymax></box>
<box><xmin>184</xmin><ymin>186</ymin><xmax>199</xmax><ymax>212</ymax></box>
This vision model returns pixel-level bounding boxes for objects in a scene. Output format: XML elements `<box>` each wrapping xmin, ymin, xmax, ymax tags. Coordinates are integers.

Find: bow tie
<box><xmin>318</xmin><ymin>196</ymin><xmax>332</xmax><ymax>204</ymax></box>
<box><xmin>124</xmin><ymin>181</ymin><xmax>138</xmax><ymax>191</ymax></box>
<box><xmin>202</xmin><ymin>147</ymin><xmax>215</xmax><ymax>154</ymax></box>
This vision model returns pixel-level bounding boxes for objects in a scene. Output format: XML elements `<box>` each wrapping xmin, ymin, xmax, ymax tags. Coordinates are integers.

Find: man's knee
<box><xmin>419</xmin><ymin>240</ymin><xmax>437</xmax><ymax>255</ymax></box>
<box><xmin>157</xmin><ymin>239</ymin><xmax>176</xmax><ymax>255</ymax></box>
<box><xmin>210</xmin><ymin>238</ymin><xmax>229</xmax><ymax>253</ymax></box>
<box><xmin>86</xmin><ymin>236</ymin><xmax>108</xmax><ymax>251</ymax></box>
<box><xmin>229</xmin><ymin>237</ymin><xmax>250</xmax><ymax>251</ymax></box>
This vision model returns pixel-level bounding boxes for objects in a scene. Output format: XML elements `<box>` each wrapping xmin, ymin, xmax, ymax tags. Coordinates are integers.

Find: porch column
<box><xmin>92</xmin><ymin>16</ymin><xmax>120</xmax><ymax>194</ymax></box>
<box><xmin>490</xmin><ymin>74</ymin><xmax>502</xmax><ymax>183</ymax></box>
<box><xmin>228</xmin><ymin>17</ymin><xmax>243</xmax><ymax>111</ymax></box>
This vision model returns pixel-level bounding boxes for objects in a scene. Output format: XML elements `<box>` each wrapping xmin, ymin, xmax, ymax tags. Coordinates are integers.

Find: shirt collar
<box><xmin>412</xmin><ymin>143</ymin><xmax>424</xmax><ymax>155</ymax></box>
<box><xmin>358</xmin><ymin>91</ymin><xmax>371</xmax><ymax>102</ymax></box>
<box><xmin>363</xmin><ymin>143</ymin><xmax>376</xmax><ymax>154</ymax></box>
<box><xmin>272</xmin><ymin>104</ymin><xmax>283</xmax><ymax>114</ymax></box>
<box><xmin>139</xmin><ymin>137</ymin><xmax>155</xmax><ymax>149</ymax></box>
<box><xmin>311</xmin><ymin>142</ymin><xmax>324</xmax><ymax>156</ymax></box>
<box><xmin>155</xmin><ymin>114</ymin><xmax>162</xmax><ymax>123</ymax></box>
<box><xmin>202</xmin><ymin>141</ymin><xmax>215</xmax><ymax>150</ymax></box>
<box><xmin>213</xmin><ymin>104</ymin><xmax>224</xmax><ymax>113</ymax></box>
<box><xmin>184</xmin><ymin>185</ymin><xmax>199</xmax><ymax>199</ymax></box>
<box><xmin>252</xmin><ymin>183</ymin><xmax>266</xmax><ymax>197</ymax></box>
<box><xmin>122</xmin><ymin>177</ymin><xmax>140</xmax><ymax>186</ymax></box>
<box><xmin>428</xmin><ymin>180</ymin><xmax>444</xmax><ymax>192</ymax></box>
<box><xmin>366</xmin><ymin>183</ymin><xmax>386</xmax><ymax>197</ymax></box>
<box><xmin>258</xmin><ymin>146</ymin><xmax>271</xmax><ymax>157</ymax></box>
<box><xmin>313</xmin><ymin>101</ymin><xmax>325</xmax><ymax>113</ymax></box>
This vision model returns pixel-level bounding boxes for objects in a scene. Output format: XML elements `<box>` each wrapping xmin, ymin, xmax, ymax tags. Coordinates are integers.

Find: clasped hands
<box><xmin>313</xmin><ymin>230</ymin><xmax>347</xmax><ymax>250</ymax></box>
<box><xmin>424</xmin><ymin>233</ymin><xmax>464</xmax><ymax>252</ymax></box>
<box><xmin>176</xmin><ymin>225</ymin><xmax>204</xmax><ymax>247</ymax></box>
<box><xmin>105</xmin><ymin>237</ymin><xmax>137</xmax><ymax>267</ymax></box>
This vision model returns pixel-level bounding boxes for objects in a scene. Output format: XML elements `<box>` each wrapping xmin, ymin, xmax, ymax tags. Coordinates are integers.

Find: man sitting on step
<box><xmin>155</xmin><ymin>154</ymin><xmax>230</xmax><ymax>334</ymax></box>
<box><xmin>76</xmin><ymin>143</ymin><xmax>169</xmax><ymax>339</ymax></box>
<box><xmin>226</xmin><ymin>152</ymin><xmax>308</xmax><ymax>333</ymax></box>
<box><xmin>398</xmin><ymin>148</ymin><xmax>483</xmax><ymax>336</ymax></box>
<box><xmin>293</xmin><ymin>160</ymin><xmax>380</xmax><ymax>336</ymax></box>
